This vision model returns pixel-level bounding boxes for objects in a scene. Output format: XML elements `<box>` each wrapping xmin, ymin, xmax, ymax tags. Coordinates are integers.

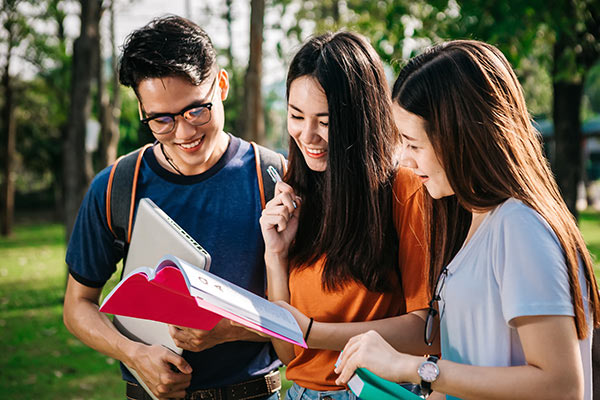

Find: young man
<box><xmin>63</xmin><ymin>16</ymin><xmax>281</xmax><ymax>400</ymax></box>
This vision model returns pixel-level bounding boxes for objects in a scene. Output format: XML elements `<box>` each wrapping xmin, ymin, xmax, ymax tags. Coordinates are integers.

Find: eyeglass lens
<box><xmin>148</xmin><ymin>106</ymin><xmax>212</xmax><ymax>134</ymax></box>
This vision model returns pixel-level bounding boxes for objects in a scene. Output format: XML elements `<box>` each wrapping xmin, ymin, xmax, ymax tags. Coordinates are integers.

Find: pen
<box><xmin>267</xmin><ymin>166</ymin><xmax>282</xmax><ymax>183</ymax></box>
<box><xmin>267</xmin><ymin>166</ymin><xmax>297</xmax><ymax>209</ymax></box>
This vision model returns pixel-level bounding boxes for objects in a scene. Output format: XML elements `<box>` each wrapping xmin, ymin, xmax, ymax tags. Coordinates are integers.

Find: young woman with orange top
<box><xmin>258</xmin><ymin>31</ymin><xmax>433</xmax><ymax>399</ymax></box>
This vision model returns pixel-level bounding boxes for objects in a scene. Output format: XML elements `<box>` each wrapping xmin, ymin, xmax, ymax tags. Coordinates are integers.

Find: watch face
<box><xmin>418</xmin><ymin>361</ymin><xmax>439</xmax><ymax>383</ymax></box>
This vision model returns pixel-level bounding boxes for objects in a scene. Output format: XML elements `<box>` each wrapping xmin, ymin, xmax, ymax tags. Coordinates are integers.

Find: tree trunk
<box><xmin>242</xmin><ymin>0</ymin><xmax>265</xmax><ymax>144</ymax></box>
<box><xmin>97</xmin><ymin>4</ymin><xmax>111</xmax><ymax>167</ymax></box>
<box><xmin>552</xmin><ymin>79</ymin><xmax>583</xmax><ymax>219</ymax></box>
<box><xmin>108</xmin><ymin>0</ymin><xmax>121</xmax><ymax>163</ymax></box>
<box><xmin>63</xmin><ymin>0</ymin><xmax>101</xmax><ymax>242</ymax></box>
<box><xmin>97</xmin><ymin>1</ymin><xmax>119</xmax><ymax>167</ymax></box>
<box><xmin>551</xmin><ymin>41</ymin><xmax>584</xmax><ymax>220</ymax></box>
<box><xmin>1</xmin><ymin>46</ymin><xmax>16</xmax><ymax>237</ymax></box>
<box><xmin>225</xmin><ymin>0</ymin><xmax>235</xmax><ymax>70</ymax></box>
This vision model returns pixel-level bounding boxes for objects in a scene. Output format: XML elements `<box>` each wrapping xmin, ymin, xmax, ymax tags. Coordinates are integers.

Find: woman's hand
<box><xmin>260</xmin><ymin>181</ymin><xmax>301</xmax><ymax>256</ymax></box>
<box><xmin>334</xmin><ymin>330</ymin><xmax>421</xmax><ymax>386</ymax></box>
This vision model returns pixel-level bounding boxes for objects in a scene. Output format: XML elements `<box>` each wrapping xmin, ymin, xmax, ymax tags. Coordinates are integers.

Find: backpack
<box><xmin>105</xmin><ymin>142</ymin><xmax>286</xmax><ymax>262</ymax></box>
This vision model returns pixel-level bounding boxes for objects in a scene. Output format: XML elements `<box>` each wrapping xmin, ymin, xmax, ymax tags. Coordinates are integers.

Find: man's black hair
<box><xmin>119</xmin><ymin>15</ymin><xmax>217</xmax><ymax>91</ymax></box>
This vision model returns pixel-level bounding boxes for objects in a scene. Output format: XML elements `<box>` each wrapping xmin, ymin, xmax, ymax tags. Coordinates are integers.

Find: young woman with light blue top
<box><xmin>335</xmin><ymin>40</ymin><xmax>600</xmax><ymax>400</ymax></box>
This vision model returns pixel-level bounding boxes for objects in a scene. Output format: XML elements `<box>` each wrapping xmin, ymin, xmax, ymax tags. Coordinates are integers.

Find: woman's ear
<box><xmin>218</xmin><ymin>69</ymin><xmax>230</xmax><ymax>101</ymax></box>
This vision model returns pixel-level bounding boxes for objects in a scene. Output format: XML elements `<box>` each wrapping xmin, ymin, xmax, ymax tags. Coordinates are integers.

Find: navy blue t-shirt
<box><xmin>66</xmin><ymin>135</ymin><xmax>281</xmax><ymax>389</ymax></box>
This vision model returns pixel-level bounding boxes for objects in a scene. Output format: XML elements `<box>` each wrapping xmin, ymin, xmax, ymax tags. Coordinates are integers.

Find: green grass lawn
<box><xmin>580</xmin><ymin>210</ymin><xmax>600</xmax><ymax>279</ymax></box>
<box><xmin>1</xmin><ymin>213</ymin><xmax>599</xmax><ymax>399</ymax></box>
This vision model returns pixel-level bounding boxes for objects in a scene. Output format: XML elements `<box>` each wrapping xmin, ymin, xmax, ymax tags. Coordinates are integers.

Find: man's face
<box><xmin>137</xmin><ymin>71</ymin><xmax>230</xmax><ymax>175</ymax></box>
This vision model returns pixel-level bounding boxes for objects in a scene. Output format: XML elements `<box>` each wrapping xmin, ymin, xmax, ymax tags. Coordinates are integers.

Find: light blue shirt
<box><xmin>438</xmin><ymin>198</ymin><xmax>592</xmax><ymax>400</ymax></box>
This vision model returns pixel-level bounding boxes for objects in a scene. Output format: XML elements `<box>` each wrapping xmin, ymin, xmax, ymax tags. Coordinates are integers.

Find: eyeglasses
<box><xmin>424</xmin><ymin>266</ymin><xmax>448</xmax><ymax>346</ymax></box>
<box><xmin>140</xmin><ymin>76</ymin><xmax>218</xmax><ymax>135</ymax></box>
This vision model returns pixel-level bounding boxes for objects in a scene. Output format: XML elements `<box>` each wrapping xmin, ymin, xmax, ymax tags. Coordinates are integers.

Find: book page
<box><xmin>177</xmin><ymin>258</ymin><xmax>302</xmax><ymax>342</ymax></box>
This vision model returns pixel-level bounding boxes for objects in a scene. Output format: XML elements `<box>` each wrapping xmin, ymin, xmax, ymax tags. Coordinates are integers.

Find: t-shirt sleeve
<box><xmin>493</xmin><ymin>205</ymin><xmax>574</xmax><ymax>325</ymax></box>
<box><xmin>65</xmin><ymin>166</ymin><xmax>120</xmax><ymax>287</ymax></box>
<box><xmin>393</xmin><ymin>168</ymin><xmax>430</xmax><ymax>313</ymax></box>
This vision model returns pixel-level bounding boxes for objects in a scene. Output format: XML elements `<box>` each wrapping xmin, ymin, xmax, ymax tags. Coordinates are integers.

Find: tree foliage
<box><xmin>274</xmin><ymin>0</ymin><xmax>600</xmax><ymax>217</ymax></box>
<box><xmin>1</xmin><ymin>0</ymin><xmax>72</xmax><ymax>232</ymax></box>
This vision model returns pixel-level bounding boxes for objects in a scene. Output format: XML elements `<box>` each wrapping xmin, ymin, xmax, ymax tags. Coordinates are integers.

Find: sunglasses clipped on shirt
<box><xmin>140</xmin><ymin>76</ymin><xmax>218</xmax><ymax>135</ymax></box>
<box><xmin>424</xmin><ymin>266</ymin><xmax>448</xmax><ymax>346</ymax></box>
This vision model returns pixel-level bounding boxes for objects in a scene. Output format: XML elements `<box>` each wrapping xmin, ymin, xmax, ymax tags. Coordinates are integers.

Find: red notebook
<box><xmin>100</xmin><ymin>255</ymin><xmax>306</xmax><ymax>347</ymax></box>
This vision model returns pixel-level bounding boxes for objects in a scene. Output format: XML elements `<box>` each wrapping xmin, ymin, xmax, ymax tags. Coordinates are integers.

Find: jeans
<box><xmin>285</xmin><ymin>383</ymin><xmax>358</xmax><ymax>400</ymax></box>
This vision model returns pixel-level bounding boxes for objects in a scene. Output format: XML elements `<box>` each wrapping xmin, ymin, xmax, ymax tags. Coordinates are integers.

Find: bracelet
<box><xmin>304</xmin><ymin>317</ymin><xmax>314</xmax><ymax>343</ymax></box>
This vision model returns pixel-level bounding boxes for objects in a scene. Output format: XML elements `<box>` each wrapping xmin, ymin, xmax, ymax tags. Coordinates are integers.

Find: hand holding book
<box><xmin>335</xmin><ymin>331</ymin><xmax>426</xmax><ymax>399</ymax></box>
<box><xmin>168</xmin><ymin>320</ymin><xmax>261</xmax><ymax>353</ymax></box>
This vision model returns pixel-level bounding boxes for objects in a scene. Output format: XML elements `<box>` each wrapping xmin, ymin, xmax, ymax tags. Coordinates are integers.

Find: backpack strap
<box><xmin>106</xmin><ymin>143</ymin><xmax>153</xmax><ymax>260</ymax></box>
<box><xmin>251</xmin><ymin>142</ymin><xmax>287</xmax><ymax>209</ymax></box>
<box><xmin>106</xmin><ymin>142</ymin><xmax>284</xmax><ymax>261</ymax></box>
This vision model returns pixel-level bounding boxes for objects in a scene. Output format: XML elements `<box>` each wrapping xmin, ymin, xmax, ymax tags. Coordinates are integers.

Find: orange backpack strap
<box><xmin>251</xmin><ymin>142</ymin><xmax>287</xmax><ymax>209</ymax></box>
<box><xmin>105</xmin><ymin>143</ymin><xmax>153</xmax><ymax>259</ymax></box>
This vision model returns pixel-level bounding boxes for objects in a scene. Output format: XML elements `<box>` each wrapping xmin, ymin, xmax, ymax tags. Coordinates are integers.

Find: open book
<box><xmin>100</xmin><ymin>255</ymin><xmax>306</xmax><ymax>348</ymax></box>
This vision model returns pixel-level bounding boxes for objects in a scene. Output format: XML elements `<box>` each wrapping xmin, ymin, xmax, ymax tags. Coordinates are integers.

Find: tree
<box><xmin>279</xmin><ymin>0</ymin><xmax>600</xmax><ymax>218</ymax></box>
<box><xmin>410</xmin><ymin>0</ymin><xmax>600</xmax><ymax>219</ymax></box>
<box><xmin>219</xmin><ymin>0</ymin><xmax>245</xmax><ymax>137</ymax></box>
<box><xmin>97</xmin><ymin>0</ymin><xmax>120</xmax><ymax>168</ymax></box>
<box><xmin>549</xmin><ymin>1</ymin><xmax>600</xmax><ymax>219</ymax></box>
<box><xmin>241</xmin><ymin>0</ymin><xmax>265</xmax><ymax>143</ymax></box>
<box><xmin>21</xmin><ymin>0</ymin><xmax>72</xmax><ymax>219</ymax></box>
<box><xmin>63</xmin><ymin>0</ymin><xmax>101</xmax><ymax>241</ymax></box>
<box><xmin>0</xmin><ymin>0</ymin><xmax>27</xmax><ymax>236</ymax></box>
<box><xmin>584</xmin><ymin>62</ymin><xmax>600</xmax><ymax>115</ymax></box>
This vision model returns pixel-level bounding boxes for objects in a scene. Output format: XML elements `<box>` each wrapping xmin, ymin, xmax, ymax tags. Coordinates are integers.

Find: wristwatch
<box><xmin>417</xmin><ymin>355</ymin><xmax>439</xmax><ymax>396</ymax></box>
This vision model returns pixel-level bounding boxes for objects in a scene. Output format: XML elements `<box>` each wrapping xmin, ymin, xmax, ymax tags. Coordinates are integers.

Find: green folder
<box><xmin>347</xmin><ymin>368</ymin><xmax>425</xmax><ymax>400</ymax></box>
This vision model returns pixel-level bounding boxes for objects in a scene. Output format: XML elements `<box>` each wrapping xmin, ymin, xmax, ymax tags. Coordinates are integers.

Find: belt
<box><xmin>126</xmin><ymin>370</ymin><xmax>281</xmax><ymax>400</ymax></box>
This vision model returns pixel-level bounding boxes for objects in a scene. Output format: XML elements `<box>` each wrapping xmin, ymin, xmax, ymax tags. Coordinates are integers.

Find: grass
<box><xmin>1</xmin><ymin>213</ymin><xmax>599</xmax><ymax>399</ymax></box>
<box><xmin>0</xmin><ymin>223</ymin><xmax>123</xmax><ymax>399</ymax></box>
<box><xmin>580</xmin><ymin>209</ymin><xmax>600</xmax><ymax>279</ymax></box>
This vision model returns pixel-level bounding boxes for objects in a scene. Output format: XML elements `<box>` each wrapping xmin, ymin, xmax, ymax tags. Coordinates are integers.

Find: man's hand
<box><xmin>169</xmin><ymin>318</ymin><xmax>267</xmax><ymax>352</ymax></box>
<box><xmin>129</xmin><ymin>343</ymin><xmax>192</xmax><ymax>400</ymax></box>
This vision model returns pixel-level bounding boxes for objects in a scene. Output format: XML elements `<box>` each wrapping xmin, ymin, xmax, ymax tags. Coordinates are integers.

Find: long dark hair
<box><xmin>285</xmin><ymin>31</ymin><xmax>399</xmax><ymax>292</ymax></box>
<box><xmin>392</xmin><ymin>39</ymin><xmax>600</xmax><ymax>338</ymax></box>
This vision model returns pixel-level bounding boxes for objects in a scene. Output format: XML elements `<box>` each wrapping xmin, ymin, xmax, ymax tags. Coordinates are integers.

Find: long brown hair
<box><xmin>285</xmin><ymin>31</ymin><xmax>399</xmax><ymax>292</ymax></box>
<box><xmin>392</xmin><ymin>40</ymin><xmax>599</xmax><ymax>338</ymax></box>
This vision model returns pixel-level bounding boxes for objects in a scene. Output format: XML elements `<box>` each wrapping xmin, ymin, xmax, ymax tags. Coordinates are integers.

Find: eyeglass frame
<box><xmin>139</xmin><ymin>74</ymin><xmax>219</xmax><ymax>135</ymax></box>
<box><xmin>424</xmin><ymin>266</ymin><xmax>448</xmax><ymax>346</ymax></box>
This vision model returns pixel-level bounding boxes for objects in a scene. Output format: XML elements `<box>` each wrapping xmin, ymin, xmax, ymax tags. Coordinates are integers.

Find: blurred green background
<box><xmin>2</xmin><ymin>0</ymin><xmax>600</xmax><ymax>398</ymax></box>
